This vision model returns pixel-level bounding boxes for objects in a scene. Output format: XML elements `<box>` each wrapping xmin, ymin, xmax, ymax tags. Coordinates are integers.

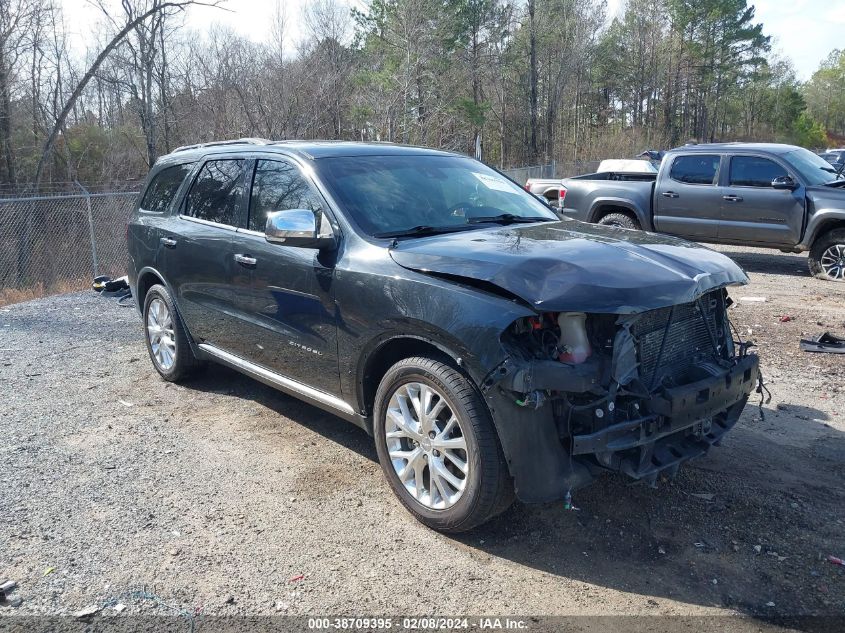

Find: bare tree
<box><xmin>33</xmin><ymin>0</ymin><xmax>223</xmax><ymax>188</ymax></box>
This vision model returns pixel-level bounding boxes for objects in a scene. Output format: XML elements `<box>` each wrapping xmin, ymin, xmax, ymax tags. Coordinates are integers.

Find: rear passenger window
<box><xmin>248</xmin><ymin>159</ymin><xmax>323</xmax><ymax>232</ymax></box>
<box><xmin>669</xmin><ymin>155</ymin><xmax>721</xmax><ymax>185</ymax></box>
<box><xmin>140</xmin><ymin>163</ymin><xmax>193</xmax><ymax>212</ymax></box>
<box><xmin>729</xmin><ymin>156</ymin><xmax>788</xmax><ymax>187</ymax></box>
<box><xmin>184</xmin><ymin>159</ymin><xmax>245</xmax><ymax>226</ymax></box>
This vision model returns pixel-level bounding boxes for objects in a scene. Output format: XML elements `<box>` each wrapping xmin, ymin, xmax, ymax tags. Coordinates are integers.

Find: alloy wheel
<box><xmin>146</xmin><ymin>297</ymin><xmax>177</xmax><ymax>370</ymax></box>
<box><xmin>384</xmin><ymin>382</ymin><xmax>469</xmax><ymax>510</ymax></box>
<box><xmin>820</xmin><ymin>244</ymin><xmax>845</xmax><ymax>280</ymax></box>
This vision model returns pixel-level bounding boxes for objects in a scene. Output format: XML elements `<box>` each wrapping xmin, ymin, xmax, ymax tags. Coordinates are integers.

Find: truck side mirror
<box><xmin>771</xmin><ymin>176</ymin><xmax>797</xmax><ymax>190</ymax></box>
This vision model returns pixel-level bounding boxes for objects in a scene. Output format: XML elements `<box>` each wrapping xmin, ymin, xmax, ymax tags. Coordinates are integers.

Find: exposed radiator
<box><xmin>632</xmin><ymin>291</ymin><xmax>726</xmax><ymax>387</ymax></box>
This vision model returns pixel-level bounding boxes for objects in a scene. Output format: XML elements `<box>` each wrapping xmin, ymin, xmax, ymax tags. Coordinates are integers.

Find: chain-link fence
<box><xmin>0</xmin><ymin>189</ymin><xmax>139</xmax><ymax>305</ymax></box>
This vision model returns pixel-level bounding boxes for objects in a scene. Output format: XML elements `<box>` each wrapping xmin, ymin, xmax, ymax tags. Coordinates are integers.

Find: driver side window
<box><xmin>248</xmin><ymin>159</ymin><xmax>323</xmax><ymax>232</ymax></box>
<box><xmin>729</xmin><ymin>156</ymin><xmax>788</xmax><ymax>188</ymax></box>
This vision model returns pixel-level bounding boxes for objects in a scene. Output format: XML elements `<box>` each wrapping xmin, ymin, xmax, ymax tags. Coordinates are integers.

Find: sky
<box><xmin>61</xmin><ymin>0</ymin><xmax>843</xmax><ymax>81</ymax></box>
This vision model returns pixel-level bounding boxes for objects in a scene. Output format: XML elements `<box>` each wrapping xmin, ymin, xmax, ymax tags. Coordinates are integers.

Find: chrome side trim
<box><xmin>236</xmin><ymin>228</ymin><xmax>265</xmax><ymax>237</ymax></box>
<box><xmin>198</xmin><ymin>343</ymin><xmax>354</xmax><ymax>415</ymax></box>
<box><xmin>179</xmin><ymin>214</ymin><xmax>238</xmax><ymax>232</ymax></box>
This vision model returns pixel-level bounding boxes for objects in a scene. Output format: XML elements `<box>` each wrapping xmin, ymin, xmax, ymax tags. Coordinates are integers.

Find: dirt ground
<box><xmin>0</xmin><ymin>244</ymin><xmax>843</xmax><ymax>626</ymax></box>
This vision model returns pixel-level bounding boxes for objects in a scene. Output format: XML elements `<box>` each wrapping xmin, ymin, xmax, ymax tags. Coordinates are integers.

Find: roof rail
<box><xmin>172</xmin><ymin>138</ymin><xmax>272</xmax><ymax>154</ymax></box>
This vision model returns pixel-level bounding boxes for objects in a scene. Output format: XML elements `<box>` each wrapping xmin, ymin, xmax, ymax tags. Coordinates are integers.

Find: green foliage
<box><xmin>791</xmin><ymin>113</ymin><xmax>827</xmax><ymax>149</ymax></box>
<box><xmin>803</xmin><ymin>49</ymin><xmax>845</xmax><ymax>136</ymax></box>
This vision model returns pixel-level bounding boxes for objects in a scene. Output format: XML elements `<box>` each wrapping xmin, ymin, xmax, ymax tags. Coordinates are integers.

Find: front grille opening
<box><xmin>633</xmin><ymin>291</ymin><xmax>727</xmax><ymax>388</ymax></box>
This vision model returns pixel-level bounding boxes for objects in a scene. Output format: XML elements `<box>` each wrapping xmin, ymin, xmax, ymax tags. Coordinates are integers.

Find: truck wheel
<box><xmin>373</xmin><ymin>356</ymin><xmax>513</xmax><ymax>533</ymax></box>
<box><xmin>598</xmin><ymin>212</ymin><xmax>641</xmax><ymax>230</ymax></box>
<box><xmin>808</xmin><ymin>229</ymin><xmax>845</xmax><ymax>281</ymax></box>
<box><xmin>143</xmin><ymin>284</ymin><xmax>203</xmax><ymax>381</ymax></box>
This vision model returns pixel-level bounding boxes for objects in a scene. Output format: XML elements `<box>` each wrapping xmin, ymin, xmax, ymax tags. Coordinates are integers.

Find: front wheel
<box><xmin>373</xmin><ymin>357</ymin><xmax>513</xmax><ymax>532</ymax></box>
<box><xmin>808</xmin><ymin>228</ymin><xmax>845</xmax><ymax>281</ymax></box>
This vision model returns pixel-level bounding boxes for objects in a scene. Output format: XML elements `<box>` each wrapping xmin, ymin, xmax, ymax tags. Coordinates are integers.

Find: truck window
<box><xmin>183</xmin><ymin>159</ymin><xmax>246</xmax><ymax>227</ymax></box>
<box><xmin>669</xmin><ymin>155</ymin><xmax>720</xmax><ymax>185</ymax></box>
<box><xmin>140</xmin><ymin>163</ymin><xmax>194</xmax><ymax>212</ymax></box>
<box><xmin>729</xmin><ymin>156</ymin><xmax>787</xmax><ymax>187</ymax></box>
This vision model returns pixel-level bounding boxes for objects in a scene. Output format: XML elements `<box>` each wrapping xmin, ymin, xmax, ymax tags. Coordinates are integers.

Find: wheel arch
<box><xmin>136</xmin><ymin>266</ymin><xmax>168</xmax><ymax>312</ymax></box>
<box><xmin>806</xmin><ymin>216</ymin><xmax>845</xmax><ymax>249</ymax></box>
<box><xmin>357</xmin><ymin>333</ymin><xmax>472</xmax><ymax>426</ymax></box>
<box><xmin>587</xmin><ymin>198</ymin><xmax>647</xmax><ymax>227</ymax></box>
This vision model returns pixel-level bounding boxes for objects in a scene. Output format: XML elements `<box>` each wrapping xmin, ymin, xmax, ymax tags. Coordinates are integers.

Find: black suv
<box><xmin>128</xmin><ymin>139</ymin><xmax>760</xmax><ymax>532</ymax></box>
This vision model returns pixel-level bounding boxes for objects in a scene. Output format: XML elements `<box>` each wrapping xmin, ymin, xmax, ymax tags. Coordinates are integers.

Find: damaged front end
<box><xmin>483</xmin><ymin>288</ymin><xmax>759</xmax><ymax>503</ymax></box>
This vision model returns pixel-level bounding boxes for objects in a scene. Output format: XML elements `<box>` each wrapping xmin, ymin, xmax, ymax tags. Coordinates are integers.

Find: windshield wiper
<box><xmin>466</xmin><ymin>213</ymin><xmax>555</xmax><ymax>225</ymax></box>
<box><xmin>373</xmin><ymin>225</ymin><xmax>473</xmax><ymax>239</ymax></box>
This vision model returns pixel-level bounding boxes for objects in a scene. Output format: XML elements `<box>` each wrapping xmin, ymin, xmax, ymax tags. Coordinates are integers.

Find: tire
<box><xmin>808</xmin><ymin>228</ymin><xmax>845</xmax><ymax>281</ymax></box>
<box><xmin>142</xmin><ymin>283</ymin><xmax>202</xmax><ymax>381</ymax></box>
<box><xmin>598</xmin><ymin>212</ymin><xmax>641</xmax><ymax>230</ymax></box>
<box><xmin>373</xmin><ymin>356</ymin><xmax>513</xmax><ymax>532</ymax></box>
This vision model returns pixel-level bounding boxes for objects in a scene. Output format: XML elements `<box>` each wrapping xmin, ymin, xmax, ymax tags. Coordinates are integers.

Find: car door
<box><xmin>165</xmin><ymin>157</ymin><xmax>249</xmax><ymax>350</ymax></box>
<box><xmin>227</xmin><ymin>156</ymin><xmax>341</xmax><ymax>396</ymax></box>
<box><xmin>653</xmin><ymin>154</ymin><xmax>722</xmax><ymax>239</ymax></box>
<box><xmin>718</xmin><ymin>155</ymin><xmax>805</xmax><ymax>246</ymax></box>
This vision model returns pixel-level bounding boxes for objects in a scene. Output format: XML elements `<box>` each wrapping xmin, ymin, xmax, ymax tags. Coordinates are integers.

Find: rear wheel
<box><xmin>143</xmin><ymin>284</ymin><xmax>202</xmax><ymax>381</ymax></box>
<box><xmin>808</xmin><ymin>229</ymin><xmax>845</xmax><ymax>281</ymax></box>
<box><xmin>373</xmin><ymin>357</ymin><xmax>513</xmax><ymax>532</ymax></box>
<box><xmin>598</xmin><ymin>212</ymin><xmax>641</xmax><ymax>230</ymax></box>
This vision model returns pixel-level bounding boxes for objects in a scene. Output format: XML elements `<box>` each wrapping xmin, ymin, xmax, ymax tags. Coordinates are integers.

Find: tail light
<box><xmin>558</xmin><ymin>187</ymin><xmax>567</xmax><ymax>205</ymax></box>
<box><xmin>524</xmin><ymin>183</ymin><xmax>531</xmax><ymax>191</ymax></box>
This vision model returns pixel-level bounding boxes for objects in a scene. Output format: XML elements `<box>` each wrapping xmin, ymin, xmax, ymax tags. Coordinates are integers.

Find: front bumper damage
<box><xmin>571</xmin><ymin>355</ymin><xmax>758</xmax><ymax>480</ymax></box>
<box><xmin>482</xmin><ymin>290</ymin><xmax>760</xmax><ymax>504</ymax></box>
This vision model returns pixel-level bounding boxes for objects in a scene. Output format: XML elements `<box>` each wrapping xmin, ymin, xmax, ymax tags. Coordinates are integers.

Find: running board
<box><xmin>198</xmin><ymin>343</ymin><xmax>355</xmax><ymax>417</ymax></box>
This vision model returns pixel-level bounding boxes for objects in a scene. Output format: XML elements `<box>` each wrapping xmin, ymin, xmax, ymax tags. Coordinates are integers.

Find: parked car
<box><xmin>819</xmin><ymin>149</ymin><xmax>845</xmax><ymax>173</ymax></box>
<box><xmin>557</xmin><ymin>143</ymin><xmax>845</xmax><ymax>281</ymax></box>
<box><xmin>128</xmin><ymin>139</ymin><xmax>759</xmax><ymax>532</ymax></box>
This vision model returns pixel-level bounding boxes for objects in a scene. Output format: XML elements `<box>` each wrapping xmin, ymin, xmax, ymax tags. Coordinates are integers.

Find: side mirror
<box><xmin>265</xmin><ymin>209</ymin><xmax>335</xmax><ymax>249</ymax></box>
<box><xmin>771</xmin><ymin>175</ymin><xmax>798</xmax><ymax>190</ymax></box>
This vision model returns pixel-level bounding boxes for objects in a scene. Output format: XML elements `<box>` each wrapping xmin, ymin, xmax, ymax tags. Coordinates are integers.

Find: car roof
<box><xmin>154</xmin><ymin>138</ymin><xmax>461</xmax><ymax>165</ymax></box>
<box><xmin>667</xmin><ymin>142</ymin><xmax>801</xmax><ymax>155</ymax></box>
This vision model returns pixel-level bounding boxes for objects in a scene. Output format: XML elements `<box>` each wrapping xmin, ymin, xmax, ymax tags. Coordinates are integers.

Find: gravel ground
<box><xmin>1</xmin><ymin>244</ymin><xmax>843</xmax><ymax>624</ymax></box>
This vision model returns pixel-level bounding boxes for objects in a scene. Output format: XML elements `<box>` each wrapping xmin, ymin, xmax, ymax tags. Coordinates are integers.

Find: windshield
<box><xmin>314</xmin><ymin>154</ymin><xmax>558</xmax><ymax>237</ymax></box>
<box><xmin>785</xmin><ymin>148</ymin><xmax>844</xmax><ymax>185</ymax></box>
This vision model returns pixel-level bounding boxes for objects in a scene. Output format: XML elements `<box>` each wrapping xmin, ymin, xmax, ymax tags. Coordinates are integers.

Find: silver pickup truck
<box><xmin>556</xmin><ymin>143</ymin><xmax>845</xmax><ymax>281</ymax></box>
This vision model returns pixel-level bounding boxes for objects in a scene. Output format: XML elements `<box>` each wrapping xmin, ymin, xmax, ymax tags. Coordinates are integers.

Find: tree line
<box><xmin>0</xmin><ymin>0</ymin><xmax>843</xmax><ymax>191</ymax></box>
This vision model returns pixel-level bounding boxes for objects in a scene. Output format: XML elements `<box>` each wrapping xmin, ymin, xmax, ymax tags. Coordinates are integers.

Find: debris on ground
<box><xmin>0</xmin><ymin>580</ymin><xmax>21</xmax><ymax>608</ymax></box>
<box><xmin>74</xmin><ymin>605</ymin><xmax>100</xmax><ymax>619</ymax></box>
<box><xmin>689</xmin><ymin>493</ymin><xmax>715</xmax><ymax>501</ymax></box>
<box><xmin>289</xmin><ymin>574</ymin><xmax>305</xmax><ymax>583</ymax></box>
<box><xmin>779</xmin><ymin>315</ymin><xmax>793</xmax><ymax>322</ymax></box>
<box><xmin>800</xmin><ymin>332</ymin><xmax>845</xmax><ymax>354</ymax></box>
<box><xmin>827</xmin><ymin>555</ymin><xmax>845</xmax><ymax>567</ymax></box>
<box><xmin>739</xmin><ymin>296</ymin><xmax>767</xmax><ymax>303</ymax></box>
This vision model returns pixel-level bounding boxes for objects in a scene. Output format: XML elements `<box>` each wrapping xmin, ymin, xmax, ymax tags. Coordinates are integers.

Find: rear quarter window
<box><xmin>669</xmin><ymin>155</ymin><xmax>721</xmax><ymax>185</ymax></box>
<box><xmin>140</xmin><ymin>163</ymin><xmax>194</xmax><ymax>212</ymax></box>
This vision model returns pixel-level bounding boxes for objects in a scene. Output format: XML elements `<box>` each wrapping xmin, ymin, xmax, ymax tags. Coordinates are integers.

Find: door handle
<box><xmin>160</xmin><ymin>237</ymin><xmax>177</xmax><ymax>248</ymax></box>
<box><xmin>234</xmin><ymin>253</ymin><xmax>257</xmax><ymax>267</ymax></box>
<box><xmin>661</xmin><ymin>191</ymin><xmax>679</xmax><ymax>198</ymax></box>
<box><xmin>722</xmin><ymin>195</ymin><xmax>743</xmax><ymax>202</ymax></box>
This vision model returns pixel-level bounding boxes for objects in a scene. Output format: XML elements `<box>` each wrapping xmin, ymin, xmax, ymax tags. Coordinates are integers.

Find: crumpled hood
<box><xmin>389</xmin><ymin>221</ymin><xmax>748</xmax><ymax>314</ymax></box>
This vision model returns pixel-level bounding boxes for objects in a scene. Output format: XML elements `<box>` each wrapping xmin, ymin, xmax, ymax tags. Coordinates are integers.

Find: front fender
<box><xmin>800</xmin><ymin>207</ymin><xmax>845</xmax><ymax>250</ymax></box>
